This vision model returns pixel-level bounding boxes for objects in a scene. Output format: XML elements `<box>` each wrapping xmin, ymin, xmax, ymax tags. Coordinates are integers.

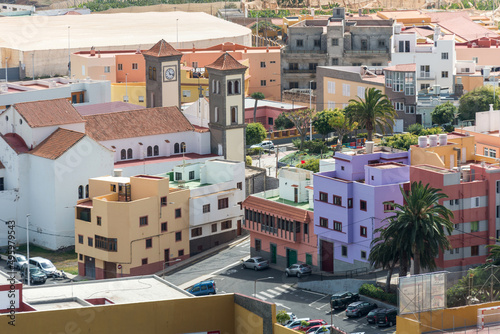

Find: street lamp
<box><xmin>254</xmin><ymin>276</ymin><xmax>274</xmax><ymax>297</ymax></box>
<box><xmin>162</xmin><ymin>258</ymin><xmax>181</xmax><ymax>279</ymax></box>
<box><xmin>309</xmin><ymin>80</ymin><xmax>314</xmax><ymax>141</ymax></box>
<box><xmin>124</xmin><ymin>73</ymin><xmax>128</xmax><ymax>103</ymax></box>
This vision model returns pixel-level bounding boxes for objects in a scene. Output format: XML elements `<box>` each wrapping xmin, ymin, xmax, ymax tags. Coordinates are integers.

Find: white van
<box><xmin>29</xmin><ymin>257</ymin><xmax>57</xmax><ymax>277</ymax></box>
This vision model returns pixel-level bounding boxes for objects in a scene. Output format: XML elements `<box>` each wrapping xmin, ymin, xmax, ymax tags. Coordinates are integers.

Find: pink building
<box><xmin>411</xmin><ymin>163</ymin><xmax>500</xmax><ymax>271</ymax></box>
<box><xmin>242</xmin><ymin>167</ymin><xmax>317</xmax><ymax>270</ymax></box>
<box><xmin>244</xmin><ymin>98</ymin><xmax>307</xmax><ymax>131</ymax></box>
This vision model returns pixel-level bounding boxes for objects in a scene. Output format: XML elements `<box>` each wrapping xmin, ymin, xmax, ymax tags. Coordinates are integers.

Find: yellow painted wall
<box><xmin>0</xmin><ymin>294</ymin><xmax>237</xmax><ymax>334</ymax></box>
<box><xmin>226</xmin><ymin>128</ymin><xmax>245</xmax><ymax>161</ymax></box>
<box><xmin>234</xmin><ymin>304</ymin><xmax>263</xmax><ymax>334</ymax></box>
<box><xmin>322</xmin><ymin>76</ymin><xmax>385</xmax><ymax>110</ymax></box>
<box><xmin>111</xmin><ymin>82</ymin><xmax>146</xmax><ymax>107</ymax></box>
<box><xmin>75</xmin><ymin>176</ymin><xmax>190</xmax><ymax>275</ymax></box>
<box><xmin>274</xmin><ymin>323</ymin><xmax>301</xmax><ymax>334</ymax></box>
<box><xmin>456</xmin><ymin>75</ymin><xmax>484</xmax><ymax>94</ymax></box>
<box><xmin>410</xmin><ymin>136</ymin><xmax>478</xmax><ymax>168</ymax></box>
<box><xmin>398</xmin><ymin>301</ymin><xmax>500</xmax><ymax>333</ymax></box>
<box><xmin>455</xmin><ymin>128</ymin><xmax>500</xmax><ymax>160</ymax></box>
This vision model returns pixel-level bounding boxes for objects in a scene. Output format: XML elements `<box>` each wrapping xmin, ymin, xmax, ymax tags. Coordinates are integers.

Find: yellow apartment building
<box><xmin>316</xmin><ymin>65</ymin><xmax>385</xmax><ymax>111</ymax></box>
<box><xmin>75</xmin><ymin>174</ymin><xmax>190</xmax><ymax>279</ymax></box>
<box><xmin>410</xmin><ymin>132</ymin><xmax>497</xmax><ymax>169</ymax></box>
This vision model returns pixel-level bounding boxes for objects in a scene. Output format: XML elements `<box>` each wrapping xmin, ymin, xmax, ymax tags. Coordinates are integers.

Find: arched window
<box><xmin>214</xmin><ymin>107</ymin><xmax>219</xmax><ymax>122</ymax></box>
<box><xmin>148</xmin><ymin>66</ymin><xmax>152</xmax><ymax>80</ymax></box>
<box><xmin>153</xmin><ymin>145</ymin><xmax>159</xmax><ymax>156</ymax></box>
<box><xmin>85</xmin><ymin>185</ymin><xmax>89</xmax><ymax>198</ymax></box>
<box><xmin>121</xmin><ymin>149</ymin><xmax>126</xmax><ymax>160</ymax></box>
<box><xmin>216</xmin><ymin>81</ymin><xmax>220</xmax><ymax>94</ymax></box>
<box><xmin>234</xmin><ymin>80</ymin><xmax>240</xmax><ymax>94</ymax></box>
<box><xmin>127</xmin><ymin>148</ymin><xmax>133</xmax><ymax>159</ymax></box>
<box><xmin>227</xmin><ymin>81</ymin><xmax>233</xmax><ymax>95</ymax></box>
<box><xmin>181</xmin><ymin>142</ymin><xmax>186</xmax><ymax>153</ymax></box>
<box><xmin>152</xmin><ymin>67</ymin><xmax>157</xmax><ymax>81</ymax></box>
<box><xmin>147</xmin><ymin>146</ymin><xmax>153</xmax><ymax>157</ymax></box>
<box><xmin>212</xmin><ymin>80</ymin><xmax>216</xmax><ymax>93</ymax></box>
<box><xmin>78</xmin><ymin>185</ymin><xmax>84</xmax><ymax>199</ymax></box>
<box><xmin>231</xmin><ymin>107</ymin><xmax>237</xmax><ymax>124</ymax></box>
<box><xmin>174</xmin><ymin>143</ymin><xmax>180</xmax><ymax>154</ymax></box>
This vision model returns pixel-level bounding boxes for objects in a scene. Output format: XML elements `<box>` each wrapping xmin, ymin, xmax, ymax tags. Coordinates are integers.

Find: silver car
<box><xmin>241</xmin><ymin>257</ymin><xmax>269</xmax><ymax>271</ymax></box>
<box><xmin>309</xmin><ymin>325</ymin><xmax>334</xmax><ymax>334</ymax></box>
<box><xmin>286</xmin><ymin>318</ymin><xmax>310</xmax><ymax>329</ymax></box>
<box><xmin>10</xmin><ymin>254</ymin><xmax>27</xmax><ymax>270</ymax></box>
<box><xmin>285</xmin><ymin>263</ymin><xmax>312</xmax><ymax>278</ymax></box>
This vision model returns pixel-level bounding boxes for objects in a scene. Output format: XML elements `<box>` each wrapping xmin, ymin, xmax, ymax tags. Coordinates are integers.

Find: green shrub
<box><xmin>359</xmin><ymin>283</ymin><xmax>397</xmax><ymax>305</ymax></box>
<box><xmin>357</xmin><ymin>132</ymin><xmax>368</xmax><ymax>138</ymax></box>
<box><xmin>246</xmin><ymin>147</ymin><xmax>263</xmax><ymax>156</ymax></box>
<box><xmin>305</xmin><ymin>140</ymin><xmax>328</xmax><ymax>154</ymax></box>
<box><xmin>420</xmin><ymin>127</ymin><xmax>443</xmax><ymax>135</ymax></box>
<box><xmin>245</xmin><ymin>156</ymin><xmax>252</xmax><ymax>166</ymax></box>
<box><xmin>296</xmin><ymin>159</ymin><xmax>319</xmax><ymax>173</ymax></box>
<box><xmin>408</xmin><ymin>123</ymin><xmax>423</xmax><ymax>135</ymax></box>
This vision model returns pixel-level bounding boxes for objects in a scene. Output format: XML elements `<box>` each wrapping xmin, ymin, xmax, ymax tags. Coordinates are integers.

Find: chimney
<box><xmin>98</xmin><ymin>50</ymin><xmax>101</xmax><ymax>58</ymax></box>
<box><xmin>90</xmin><ymin>46</ymin><xmax>96</xmax><ymax>57</ymax></box>
<box><xmin>114</xmin><ymin>169</ymin><xmax>123</xmax><ymax>177</ymax></box>
<box><xmin>365</xmin><ymin>141</ymin><xmax>374</xmax><ymax>154</ymax></box>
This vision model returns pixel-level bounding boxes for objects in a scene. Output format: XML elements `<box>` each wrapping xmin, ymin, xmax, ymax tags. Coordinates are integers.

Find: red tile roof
<box><xmin>30</xmin><ymin>128</ymin><xmax>86</xmax><ymax>160</ymax></box>
<box><xmin>384</xmin><ymin>63</ymin><xmax>416</xmax><ymax>72</ymax></box>
<box><xmin>75</xmin><ymin>101</ymin><xmax>143</xmax><ymax>116</ymax></box>
<box><xmin>427</xmin><ymin>12</ymin><xmax>499</xmax><ymax>42</ymax></box>
<box><xmin>1</xmin><ymin>133</ymin><xmax>29</xmax><ymax>154</ymax></box>
<box><xmin>84</xmin><ymin>107</ymin><xmax>195</xmax><ymax>141</ymax></box>
<box><xmin>205</xmin><ymin>53</ymin><xmax>247</xmax><ymax>71</ymax></box>
<box><xmin>14</xmin><ymin>99</ymin><xmax>84</xmax><ymax>128</ymax></box>
<box><xmin>243</xmin><ymin>195</ymin><xmax>313</xmax><ymax>223</ymax></box>
<box><xmin>143</xmin><ymin>39</ymin><xmax>182</xmax><ymax>57</ymax></box>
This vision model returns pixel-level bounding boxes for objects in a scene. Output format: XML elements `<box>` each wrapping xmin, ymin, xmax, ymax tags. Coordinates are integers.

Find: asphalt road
<box><xmin>164</xmin><ymin>239</ymin><xmax>396</xmax><ymax>334</ymax></box>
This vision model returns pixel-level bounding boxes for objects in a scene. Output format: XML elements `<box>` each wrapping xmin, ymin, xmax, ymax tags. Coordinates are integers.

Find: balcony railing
<box><xmin>282</xmin><ymin>48</ymin><xmax>327</xmax><ymax>54</ymax></box>
<box><xmin>283</xmin><ymin>69</ymin><xmax>316</xmax><ymax>73</ymax></box>
<box><xmin>418</xmin><ymin>72</ymin><xmax>435</xmax><ymax>80</ymax></box>
<box><xmin>344</xmin><ymin>49</ymin><xmax>388</xmax><ymax>54</ymax></box>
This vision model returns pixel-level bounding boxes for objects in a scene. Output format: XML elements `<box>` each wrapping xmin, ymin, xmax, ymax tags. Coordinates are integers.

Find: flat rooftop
<box><xmin>264</xmin><ymin>196</ymin><xmax>312</xmax><ymax>211</ymax></box>
<box><xmin>417</xmin><ymin>165</ymin><xmax>455</xmax><ymax>174</ymax></box>
<box><xmin>22</xmin><ymin>275</ymin><xmax>192</xmax><ymax>307</ymax></box>
<box><xmin>0</xmin><ymin>11</ymin><xmax>251</xmax><ymax>51</ymax></box>
<box><xmin>114</xmin><ymin>153</ymin><xmax>220</xmax><ymax>168</ymax></box>
<box><xmin>244</xmin><ymin>98</ymin><xmax>301</xmax><ymax>110</ymax></box>
<box><xmin>370</xmin><ymin>162</ymin><xmax>405</xmax><ymax>169</ymax></box>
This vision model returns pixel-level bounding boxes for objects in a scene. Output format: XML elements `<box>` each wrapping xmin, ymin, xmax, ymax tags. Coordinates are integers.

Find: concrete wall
<box><xmin>298</xmin><ymin>278</ymin><xmax>375</xmax><ymax>295</ymax></box>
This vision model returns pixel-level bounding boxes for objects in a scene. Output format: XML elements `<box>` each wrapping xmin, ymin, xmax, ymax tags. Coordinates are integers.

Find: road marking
<box><xmin>308</xmin><ymin>295</ymin><xmax>330</xmax><ymax>308</ymax></box>
<box><xmin>254</xmin><ymin>294</ymin><xmax>267</xmax><ymax>301</ymax></box>
<box><xmin>239</xmin><ymin>250</ymin><xmax>248</xmax><ymax>253</ymax></box>
<box><xmin>281</xmin><ymin>284</ymin><xmax>296</xmax><ymax>291</ymax></box>
<box><xmin>275</xmin><ymin>302</ymin><xmax>291</xmax><ymax>310</ymax></box>
<box><xmin>274</xmin><ymin>287</ymin><xmax>287</xmax><ymax>293</ymax></box>
<box><xmin>266</xmin><ymin>289</ymin><xmax>281</xmax><ymax>296</ymax></box>
<box><xmin>259</xmin><ymin>291</ymin><xmax>275</xmax><ymax>298</ymax></box>
<box><xmin>178</xmin><ymin>259</ymin><xmax>243</xmax><ymax>289</ymax></box>
<box><xmin>302</xmin><ymin>290</ymin><xmax>327</xmax><ymax>296</ymax></box>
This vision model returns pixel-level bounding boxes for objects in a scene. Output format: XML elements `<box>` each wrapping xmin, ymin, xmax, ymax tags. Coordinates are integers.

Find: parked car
<box><xmin>29</xmin><ymin>257</ymin><xmax>57</xmax><ymax>277</ymax></box>
<box><xmin>250</xmin><ymin>140</ymin><xmax>274</xmax><ymax>151</ymax></box>
<box><xmin>286</xmin><ymin>317</ymin><xmax>310</xmax><ymax>329</ymax></box>
<box><xmin>296</xmin><ymin>319</ymin><xmax>327</xmax><ymax>332</ymax></box>
<box><xmin>10</xmin><ymin>254</ymin><xmax>27</xmax><ymax>270</ymax></box>
<box><xmin>285</xmin><ymin>263</ymin><xmax>312</xmax><ymax>278</ymax></box>
<box><xmin>366</xmin><ymin>309</ymin><xmax>379</xmax><ymax>324</ymax></box>
<box><xmin>186</xmin><ymin>280</ymin><xmax>217</xmax><ymax>296</ymax></box>
<box><xmin>241</xmin><ymin>257</ymin><xmax>269</xmax><ymax>271</ymax></box>
<box><xmin>345</xmin><ymin>301</ymin><xmax>377</xmax><ymax>318</ymax></box>
<box><xmin>309</xmin><ymin>325</ymin><xmax>334</xmax><ymax>334</ymax></box>
<box><xmin>330</xmin><ymin>291</ymin><xmax>360</xmax><ymax>309</ymax></box>
<box><xmin>21</xmin><ymin>264</ymin><xmax>47</xmax><ymax>285</ymax></box>
<box><xmin>282</xmin><ymin>312</ymin><xmax>297</xmax><ymax>325</ymax></box>
<box><xmin>376</xmin><ymin>308</ymin><xmax>398</xmax><ymax>327</ymax></box>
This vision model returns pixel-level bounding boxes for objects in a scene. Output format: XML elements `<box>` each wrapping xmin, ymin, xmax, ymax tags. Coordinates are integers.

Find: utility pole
<box><xmin>275</xmin><ymin>145</ymin><xmax>279</xmax><ymax>178</ymax></box>
<box><xmin>26</xmin><ymin>214</ymin><xmax>30</xmax><ymax>286</ymax></box>
<box><xmin>68</xmin><ymin>26</ymin><xmax>71</xmax><ymax>77</ymax></box>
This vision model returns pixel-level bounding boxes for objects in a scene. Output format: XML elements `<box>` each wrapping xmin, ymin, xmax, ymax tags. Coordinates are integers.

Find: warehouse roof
<box><xmin>0</xmin><ymin>11</ymin><xmax>252</xmax><ymax>51</ymax></box>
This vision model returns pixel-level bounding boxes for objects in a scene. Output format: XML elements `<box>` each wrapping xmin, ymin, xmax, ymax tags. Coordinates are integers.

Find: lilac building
<box><xmin>313</xmin><ymin>150</ymin><xmax>409</xmax><ymax>273</ymax></box>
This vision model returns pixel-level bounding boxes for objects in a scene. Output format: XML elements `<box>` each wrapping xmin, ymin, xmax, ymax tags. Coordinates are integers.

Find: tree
<box><xmin>274</xmin><ymin>112</ymin><xmax>295</xmax><ymax>130</ymax></box>
<box><xmin>328</xmin><ymin>109</ymin><xmax>358</xmax><ymax>151</ymax></box>
<box><xmin>383</xmin><ymin>182</ymin><xmax>454</xmax><ymax>275</ymax></box>
<box><xmin>369</xmin><ymin>224</ymin><xmax>400</xmax><ymax>293</ymax></box>
<box><xmin>458</xmin><ymin>86</ymin><xmax>500</xmax><ymax>121</ymax></box>
<box><xmin>407</xmin><ymin>123</ymin><xmax>424</xmax><ymax>135</ymax></box>
<box><xmin>246</xmin><ymin>123</ymin><xmax>267</xmax><ymax>146</ymax></box>
<box><xmin>251</xmin><ymin>92</ymin><xmax>265</xmax><ymax>123</ymax></box>
<box><xmin>348</xmin><ymin>88</ymin><xmax>396</xmax><ymax>141</ymax></box>
<box><xmin>432</xmin><ymin>102</ymin><xmax>456</xmax><ymax>125</ymax></box>
<box><xmin>296</xmin><ymin>158</ymin><xmax>319</xmax><ymax>172</ymax></box>
<box><xmin>285</xmin><ymin>108</ymin><xmax>316</xmax><ymax>151</ymax></box>
<box><xmin>276</xmin><ymin>309</ymin><xmax>290</xmax><ymax>325</ymax></box>
<box><xmin>485</xmin><ymin>239</ymin><xmax>500</xmax><ymax>264</ymax></box>
<box><xmin>312</xmin><ymin>109</ymin><xmax>335</xmax><ymax>139</ymax></box>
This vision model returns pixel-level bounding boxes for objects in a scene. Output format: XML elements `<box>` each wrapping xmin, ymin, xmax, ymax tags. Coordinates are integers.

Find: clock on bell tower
<box><xmin>143</xmin><ymin>39</ymin><xmax>182</xmax><ymax>109</ymax></box>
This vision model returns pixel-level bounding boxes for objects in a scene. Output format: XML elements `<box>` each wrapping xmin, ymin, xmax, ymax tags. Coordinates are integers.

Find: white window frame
<box><xmin>327</xmin><ymin>81</ymin><xmax>335</xmax><ymax>94</ymax></box>
<box><xmin>342</xmin><ymin>83</ymin><xmax>350</xmax><ymax>97</ymax></box>
<box><xmin>357</xmin><ymin>86</ymin><xmax>366</xmax><ymax>98</ymax></box>
<box><xmin>441</xmin><ymin>52</ymin><xmax>449</xmax><ymax>60</ymax></box>
<box><xmin>327</xmin><ymin>101</ymin><xmax>335</xmax><ymax>110</ymax></box>
<box><xmin>393</xmin><ymin>102</ymin><xmax>404</xmax><ymax>111</ymax></box>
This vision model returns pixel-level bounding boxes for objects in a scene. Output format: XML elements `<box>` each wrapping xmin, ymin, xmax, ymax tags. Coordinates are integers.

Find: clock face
<box><xmin>165</xmin><ymin>67</ymin><xmax>176</xmax><ymax>81</ymax></box>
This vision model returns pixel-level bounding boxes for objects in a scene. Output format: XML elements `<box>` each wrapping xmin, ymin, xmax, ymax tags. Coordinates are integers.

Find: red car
<box><xmin>297</xmin><ymin>319</ymin><xmax>327</xmax><ymax>332</ymax></box>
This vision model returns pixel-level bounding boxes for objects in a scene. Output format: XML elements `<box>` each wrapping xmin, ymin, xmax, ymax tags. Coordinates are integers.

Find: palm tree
<box><xmin>485</xmin><ymin>240</ymin><xmax>500</xmax><ymax>264</ymax></box>
<box><xmin>251</xmin><ymin>92</ymin><xmax>265</xmax><ymax>123</ymax></box>
<box><xmin>369</xmin><ymin>224</ymin><xmax>400</xmax><ymax>292</ymax></box>
<box><xmin>348</xmin><ymin>88</ymin><xmax>396</xmax><ymax>141</ymax></box>
<box><xmin>384</xmin><ymin>181</ymin><xmax>454</xmax><ymax>275</ymax></box>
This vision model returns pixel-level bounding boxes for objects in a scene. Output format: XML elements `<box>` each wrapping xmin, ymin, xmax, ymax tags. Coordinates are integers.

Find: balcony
<box><xmin>418</xmin><ymin>72</ymin><xmax>435</xmax><ymax>80</ymax></box>
<box><xmin>282</xmin><ymin>48</ymin><xmax>326</xmax><ymax>54</ymax></box>
<box><xmin>344</xmin><ymin>49</ymin><xmax>388</xmax><ymax>54</ymax></box>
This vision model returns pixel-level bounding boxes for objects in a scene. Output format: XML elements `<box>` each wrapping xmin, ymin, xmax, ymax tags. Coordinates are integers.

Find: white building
<box><xmin>169</xmin><ymin>159</ymin><xmax>245</xmax><ymax>255</ymax></box>
<box><xmin>0</xmin><ymin>78</ymin><xmax>111</xmax><ymax>109</ymax></box>
<box><xmin>83</xmin><ymin>106</ymin><xmax>217</xmax><ymax>177</ymax></box>
<box><xmin>0</xmin><ymin>99</ymin><xmax>114</xmax><ymax>249</ymax></box>
<box><xmin>391</xmin><ymin>24</ymin><xmax>456</xmax><ymax>93</ymax></box>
